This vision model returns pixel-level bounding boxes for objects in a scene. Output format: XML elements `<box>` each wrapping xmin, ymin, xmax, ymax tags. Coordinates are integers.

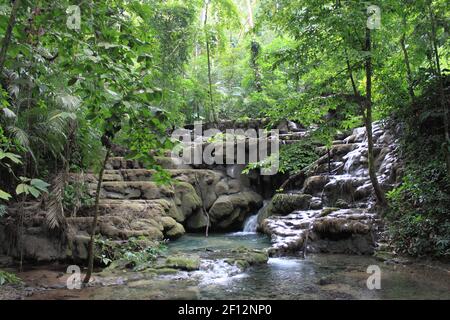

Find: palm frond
<box><xmin>56</xmin><ymin>94</ymin><xmax>81</xmax><ymax>111</ymax></box>
<box><xmin>45</xmin><ymin>172</ymin><xmax>66</xmax><ymax>229</ymax></box>
<box><xmin>7</xmin><ymin>125</ymin><xmax>30</xmax><ymax>149</ymax></box>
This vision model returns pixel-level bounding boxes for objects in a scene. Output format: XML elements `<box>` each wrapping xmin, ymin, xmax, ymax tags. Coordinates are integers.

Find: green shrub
<box><xmin>243</xmin><ymin>137</ymin><xmax>319</xmax><ymax>176</ymax></box>
<box><xmin>0</xmin><ymin>270</ymin><xmax>22</xmax><ymax>286</ymax></box>
<box><xmin>279</xmin><ymin>138</ymin><xmax>320</xmax><ymax>175</ymax></box>
<box><xmin>386</xmin><ymin>78</ymin><xmax>450</xmax><ymax>258</ymax></box>
<box><xmin>387</xmin><ymin>164</ymin><xmax>450</xmax><ymax>257</ymax></box>
<box><xmin>95</xmin><ymin>236</ymin><xmax>167</xmax><ymax>270</ymax></box>
<box><xmin>63</xmin><ymin>181</ymin><xmax>94</xmax><ymax>212</ymax></box>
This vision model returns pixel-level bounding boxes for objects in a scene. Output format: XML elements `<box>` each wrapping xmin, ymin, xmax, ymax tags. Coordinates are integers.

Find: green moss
<box><xmin>226</xmin><ymin>247</ymin><xmax>268</xmax><ymax>269</ymax></box>
<box><xmin>228</xmin><ymin>259</ymin><xmax>250</xmax><ymax>269</ymax></box>
<box><xmin>267</xmin><ymin>193</ymin><xmax>313</xmax><ymax>216</ymax></box>
<box><xmin>145</xmin><ymin>267</ymin><xmax>179</xmax><ymax>275</ymax></box>
<box><xmin>164</xmin><ymin>255</ymin><xmax>200</xmax><ymax>271</ymax></box>
<box><xmin>320</xmin><ymin>207</ymin><xmax>339</xmax><ymax>217</ymax></box>
<box><xmin>374</xmin><ymin>250</ymin><xmax>395</xmax><ymax>262</ymax></box>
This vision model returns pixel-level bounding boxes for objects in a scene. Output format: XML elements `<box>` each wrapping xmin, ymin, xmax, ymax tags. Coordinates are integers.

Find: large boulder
<box><xmin>258</xmin><ymin>193</ymin><xmax>312</xmax><ymax>223</ymax></box>
<box><xmin>208</xmin><ymin>191</ymin><xmax>263</xmax><ymax>230</ymax></box>
<box><xmin>161</xmin><ymin>216</ymin><xmax>185</xmax><ymax>239</ymax></box>
<box><xmin>172</xmin><ymin>182</ymin><xmax>202</xmax><ymax>222</ymax></box>
<box><xmin>303</xmin><ymin>175</ymin><xmax>329</xmax><ymax>195</ymax></box>
<box><xmin>185</xmin><ymin>211</ymin><xmax>209</xmax><ymax>231</ymax></box>
<box><xmin>260</xmin><ymin>208</ymin><xmax>376</xmax><ymax>256</ymax></box>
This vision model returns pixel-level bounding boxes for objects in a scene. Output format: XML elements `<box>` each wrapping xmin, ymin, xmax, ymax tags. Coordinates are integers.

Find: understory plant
<box><xmin>386</xmin><ymin>78</ymin><xmax>450</xmax><ymax>258</ymax></box>
<box><xmin>95</xmin><ymin>236</ymin><xmax>168</xmax><ymax>270</ymax></box>
<box><xmin>0</xmin><ymin>270</ymin><xmax>21</xmax><ymax>286</ymax></box>
<box><xmin>278</xmin><ymin>138</ymin><xmax>320</xmax><ymax>175</ymax></box>
<box><xmin>62</xmin><ymin>181</ymin><xmax>94</xmax><ymax>214</ymax></box>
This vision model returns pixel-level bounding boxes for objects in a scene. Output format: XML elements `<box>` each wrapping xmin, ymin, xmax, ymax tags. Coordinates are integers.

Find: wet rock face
<box><xmin>261</xmin><ymin>122</ymin><xmax>400</xmax><ymax>256</ymax></box>
<box><xmin>83</xmin><ymin>166</ymin><xmax>263</xmax><ymax>232</ymax></box>
<box><xmin>208</xmin><ymin>192</ymin><xmax>263</xmax><ymax>229</ymax></box>
<box><xmin>261</xmin><ymin>209</ymin><xmax>377</xmax><ymax>256</ymax></box>
<box><xmin>257</xmin><ymin>194</ymin><xmax>312</xmax><ymax>223</ymax></box>
<box><xmin>1</xmin><ymin>158</ymin><xmax>264</xmax><ymax>262</ymax></box>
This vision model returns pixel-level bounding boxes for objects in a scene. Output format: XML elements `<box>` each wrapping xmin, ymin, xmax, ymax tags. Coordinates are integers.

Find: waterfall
<box><xmin>243</xmin><ymin>215</ymin><xmax>258</xmax><ymax>233</ymax></box>
<box><xmin>242</xmin><ymin>201</ymin><xmax>269</xmax><ymax>233</ymax></box>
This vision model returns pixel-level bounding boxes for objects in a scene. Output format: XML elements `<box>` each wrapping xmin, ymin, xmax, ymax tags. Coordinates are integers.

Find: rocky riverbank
<box><xmin>0</xmin><ymin>120</ymin><xmax>401</xmax><ymax>267</ymax></box>
<box><xmin>259</xmin><ymin>122</ymin><xmax>402</xmax><ymax>256</ymax></box>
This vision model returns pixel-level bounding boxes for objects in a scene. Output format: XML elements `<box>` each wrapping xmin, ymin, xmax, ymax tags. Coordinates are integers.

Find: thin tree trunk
<box><xmin>428</xmin><ymin>3</ymin><xmax>450</xmax><ymax>176</ymax></box>
<box><xmin>400</xmin><ymin>33</ymin><xmax>415</xmax><ymax>103</ymax></box>
<box><xmin>345</xmin><ymin>53</ymin><xmax>366</xmax><ymax>120</ymax></box>
<box><xmin>204</xmin><ymin>0</ymin><xmax>217</xmax><ymax>124</ymax></box>
<box><xmin>250</xmin><ymin>41</ymin><xmax>263</xmax><ymax>92</ymax></box>
<box><xmin>346</xmin><ymin>57</ymin><xmax>359</xmax><ymax>98</ymax></box>
<box><xmin>327</xmin><ymin>148</ymin><xmax>331</xmax><ymax>175</ymax></box>
<box><xmin>439</xmin><ymin>78</ymin><xmax>450</xmax><ymax>177</ymax></box>
<box><xmin>364</xmin><ymin>28</ymin><xmax>387</xmax><ymax>207</ymax></box>
<box><xmin>19</xmin><ymin>195</ymin><xmax>25</xmax><ymax>272</ymax></box>
<box><xmin>83</xmin><ymin>148</ymin><xmax>111</xmax><ymax>284</ymax></box>
<box><xmin>0</xmin><ymin>0</ymin><xmax>21</xmax><ymax>76</ymax></box>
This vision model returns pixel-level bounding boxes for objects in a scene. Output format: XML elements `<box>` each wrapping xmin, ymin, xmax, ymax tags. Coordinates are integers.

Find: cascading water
<box><xmin>261</xmin><ymin>122</ymin><xmax>401</xmax><ymax>255</ymax></box>
<box><xmin>242</xmin><ymin>201</ymin><xmax>269</xmax><ymax>233</ymax></box>
<box><xmin>243</xmin><ymin>215</ymin><xmax>258</xmax><ymax>233</ymax></box>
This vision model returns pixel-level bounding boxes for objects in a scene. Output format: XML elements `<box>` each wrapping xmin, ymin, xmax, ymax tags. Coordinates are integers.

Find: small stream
<box><xmin>167</xmin><ymin>234</ymin><xmax>450</xmax><ymax>300</ymax></box>
<box><xmin>34</xmin><ymin>233</ymin><xmax>449</xmax><ymax>300</ymax></box>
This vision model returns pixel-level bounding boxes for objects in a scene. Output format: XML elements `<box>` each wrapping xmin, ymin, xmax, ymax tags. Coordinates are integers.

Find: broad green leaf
<box><xmin>0</xmin><ymin>189</ymin><xmax>11</xmax><ymax>201</ymax></box>
<box><xmin>30</xmin><ymin>179</ymin><xmax>50</xmax><ymax>192</ymax></box>
<box><xmin>15</xmin><ymin>184</ymin><xmax>28</xmax><ymax>195</ymax></box>
<box><xmin>28</xmin><ymin>186</ymin><xmax>40</xmax><ymax>198</ymax></box>
<box><xmin>0</xmin><ymin>150</ymin><xmax>22</xmax><ymax>164</ymax></box>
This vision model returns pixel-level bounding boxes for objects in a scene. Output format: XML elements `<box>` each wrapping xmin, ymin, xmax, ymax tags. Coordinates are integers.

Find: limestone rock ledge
<box><xmin>0</xmin><ymin>164</ymin><xmax>263</xmax><ymax>262</ymax></box>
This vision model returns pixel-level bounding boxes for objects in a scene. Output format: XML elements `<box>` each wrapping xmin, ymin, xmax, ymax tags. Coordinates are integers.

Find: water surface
<box><xmin>64</xmin><ymin>233</ymin><xmax>450</xmax><ymax>300</ymax></box>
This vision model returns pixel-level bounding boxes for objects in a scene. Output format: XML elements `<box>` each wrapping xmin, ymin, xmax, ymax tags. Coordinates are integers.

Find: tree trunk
<box><xmin>250</xmin><ymin>41</ymin><xmax>263</xmax><ymax>92</ymax></box>
<box><xmin>345</xmin><ymin>53</ymin><xmax>366</xmax><ymax>119</ymax></box>
<box><xmin>204</xmin><ymin>0</ymin><xmax>217</xmax><ymax>124</ymax></box>
<box><xmin>19</xmin><ymin>195</ymin><xmax>25</xmax><ymax>272</ymax></box>
<box><xmin>428</xmin><ymin>3</ymin><xmax>450</xmax><ymax>176</ymax></box>
<box><xmin>400</xmin><ymin>32</ymin><xmax>415</xmax><ymax>103</ymax></box>
<box><xmin>0</xmin><ymin>0</ymin><xmax>21</xmax><ymax>76</ymax></box>
<box><xmin>83</xmin><ymin>148</ymin><xmax>111</xmax><ymax>284</ymax></box>
<box><xmin>364</xmin><ymin>28</ymin><xmax>387</xmax><ymax>207</ymax></box>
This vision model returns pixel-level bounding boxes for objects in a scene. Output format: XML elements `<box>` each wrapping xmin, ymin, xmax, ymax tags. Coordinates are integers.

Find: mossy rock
<box><xmin>320</xmin><ymin>207</ymin><xmax>339</xmax><ymax>217</ymax></box>
<box><xmin>335</xmin><ymin>199</ymin><xmax>349</xmax><ymax>209</ymax></box>
<box><xmin>225</xmin><ymin>247</ymin><xmax>268</xmax><ymax>269</ymax></box>
<box><xmin>164</xmin><ymin>255</ymin><xmax>200</xmax><ymax>271</ymax></box>
<box><xmin>101</xmin><ymin>259</ymin><xmax>134</xmax><ymax>274</ymax></box>
<box><xmin>164</xmin><ymin>222</ymin><xmax>185</xmax><ymax>239</ymax></box>
<box><xmin>228</xmin><ymin>259</ymin><xmax>250</xmax><ymax>269</ymax></box>
<box><xmin>259</xmin><ymin>194</ymin><xmax>312</xmax><ymax>222</ymax></box>
<box><xmin>145</xmin><ymin>267</ymin><xmax>180</xmax><ymax>275</ymax></box>
<box><xmin>374</xmin><ymin>250</ymin><xmax>396</xmax><ymax>262</ymax></box>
